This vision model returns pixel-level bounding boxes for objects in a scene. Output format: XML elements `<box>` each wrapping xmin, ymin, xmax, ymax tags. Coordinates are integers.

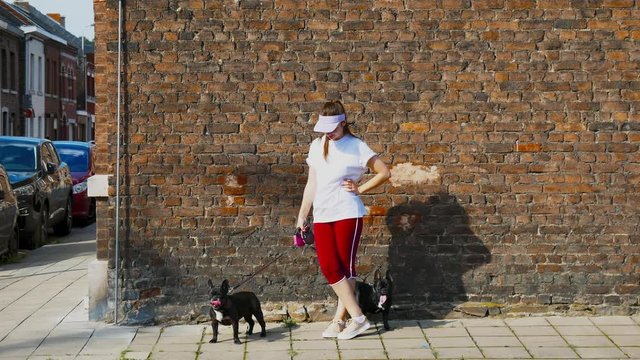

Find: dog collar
<box><xmin>378</xmin><ymin>295</ymin><xmax>388</xmax><ymax>309</ymax></box>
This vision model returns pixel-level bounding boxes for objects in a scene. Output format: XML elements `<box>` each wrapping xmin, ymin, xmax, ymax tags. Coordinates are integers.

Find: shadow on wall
<box><xmin>386</xmin><ymin>193</ymin><xmax>491</xmax><ymax>318</ymax></box>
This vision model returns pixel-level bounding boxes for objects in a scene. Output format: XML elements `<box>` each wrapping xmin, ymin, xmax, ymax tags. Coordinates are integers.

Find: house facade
<box><xmin>77</xmin><ymin>46</ymin><xmax>95</xmax><ymax>141</ymax></box>
<box><xmin>59</xmin><ymin>46</ymin><xmax>77</xmax><ymax>139</ymax></box>
<box><xmin>0</xmin><ymin>17</ymin><xmax>22</xmax><ymax>135</ymax></box>
<box><xmin>0</xmin><ymin>0</ymin><xmax>94</xmax><ymax>141</ymax></box>
<box><xmin>22</xmin><ymin>27</ymin><xmax>45</xmax><ymax>138</ymax></box>
<box><xmin>43</xmin><ymin>38</ymin><xmax>60</xmax><ymax>139</ymax></box>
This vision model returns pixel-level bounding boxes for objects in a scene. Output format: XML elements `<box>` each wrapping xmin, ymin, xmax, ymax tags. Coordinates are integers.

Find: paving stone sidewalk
<box><xmin>2</xmin><ymin>224</ymin><xmax>640</xmax><ymax>359</ymax></box>
<box><xmin>3</xmin><ymin>315</ymin><xmax>640</xmax><ymax>359</ymax></box>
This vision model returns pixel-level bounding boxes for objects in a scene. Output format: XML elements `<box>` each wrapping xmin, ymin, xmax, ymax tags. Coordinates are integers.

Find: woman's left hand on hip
<box><xmin>341</xmin><ymin>179</ymin><xmax>359</xmax><ymax>194</ymax></box>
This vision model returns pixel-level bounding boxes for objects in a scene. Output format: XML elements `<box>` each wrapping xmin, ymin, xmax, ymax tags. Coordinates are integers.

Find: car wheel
<box><xmin>30</xmin><ymin>205</ymin><xmax>48</xmax><ymax>249</ymax></box>
<box><xmin>54</xmin><ymin>197</ymin><xmax>73</xmax><ymax>236</ymax></box>
<box><xmin>8</xmin><ymin>225</ymin><xmax>19</xmax><ymax>255</ymax></box>
<box><xmin>89</xmin><ymin>198</ymin><xmax>96</xmax><ymax>221</ymax></box>
<box><xmin>83</xmin><ymin>198</ymin><xmax>96</xmax><ymax>226</ymax></box>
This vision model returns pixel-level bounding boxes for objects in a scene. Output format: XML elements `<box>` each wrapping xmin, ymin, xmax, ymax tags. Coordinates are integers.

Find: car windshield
<box><xmin>0</xmin><ymin>143</ymin><xmax>37</xmax><ymax>172</ymax></box>
<box><xmin>56</xmin><ymin>147</ymin><xmax>89</xmax><ymax>172</ymax></box>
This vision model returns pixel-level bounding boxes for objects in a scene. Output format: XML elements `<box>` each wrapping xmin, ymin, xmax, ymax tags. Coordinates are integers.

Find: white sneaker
<box><xmin>322</xmin><ymin>320</ymin><xmax>345</xmax><ymax>338</ymax></box>
<box><xmin>337</xmin><ymin>318</ymin><xmax>371</xmax><ymax>340</ymax></box>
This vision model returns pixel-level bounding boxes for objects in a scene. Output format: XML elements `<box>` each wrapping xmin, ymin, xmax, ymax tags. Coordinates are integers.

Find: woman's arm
<box><xmin>343</xmin><ymin>156</ymin><xmax>390</xmax><ymax>195</ymax></box>
<box><xmin>342</xmin><ymin>156</ymin><xmax>391</xmax><ymax>194</ymax></box>
<box><xmin>359</xmin><ymin>156</ymin><xmax>391</xmax><ymax>194</ymax></box>
<box><xmin>296</xmin><ymin>166</ymin><xmax>317</xmax><ymax>229</ymax></box>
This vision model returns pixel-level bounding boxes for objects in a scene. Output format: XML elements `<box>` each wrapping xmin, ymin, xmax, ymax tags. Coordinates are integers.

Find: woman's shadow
<box><xmin>386</xmin><ymin>193</ymin><xmax>491</xmax><ymax>318</ymax></box>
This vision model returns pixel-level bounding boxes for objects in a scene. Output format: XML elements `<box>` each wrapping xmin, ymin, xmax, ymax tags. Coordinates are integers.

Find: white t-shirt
<box><xmin>306</xmin><ymin>134</ymin><xmax>377</xmax><ymax>223</ymax></box>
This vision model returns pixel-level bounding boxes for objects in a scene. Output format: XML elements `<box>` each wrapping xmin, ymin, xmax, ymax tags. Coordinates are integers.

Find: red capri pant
<box><xmin>313</xmin><ymin>218</ymin><xmax>363</xmax><ymax>285</ymax></box>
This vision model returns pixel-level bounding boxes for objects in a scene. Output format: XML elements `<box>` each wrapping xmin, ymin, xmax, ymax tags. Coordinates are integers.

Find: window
<box><xmin>78</xmin><ymin>123</ymin><xmax>86</xmax><ymax>141</ymax></box>
<box><xmin>10</xmin><ymin>52</ymin><xmax>15</xmax><ymax>90</ymax></box>
<box><xmin>43</xmin><ymin>143</ymin><xmax>60</xmax><ymax>165</ymax></box>
<box><xmin>69</xmin><ymin>68</ymin><xmax>74</xmax><ymax>99</ymax></box>
<box><xmin>53</xmin><ymin>60</ymin><xmax>58</xmax><ymax>96</ymax></box>
<box><xmin>61</xmin><ymin>65</ymin><xmax>66</xmax><ymax>99</ymax></box>
<box><xmin>46</xmin><ymin>59</ymin><xmax>50</xmax><ymax>94</ymax></box>
<box><xmin>1</xmin><ymin>49</ymin><xmax>7</xmax><ymax>89</ymax></box>
<box><xmin>87</xmin><ymin>71</ymin><xmax>93</xmax><ymax>98</ymax></box>
<box><xmin>30</xmin><ymin>54</ymin><xmax>34</xmax><ymax>91</ymax></box>
<box><xmin>40</xmin><ymin>143</ymin><xmax>53</xmax><ymax>166</ymax></box>
<box><xmin>1</xmin><ymin>111</ymin><xmax>9</xmax><ymax>135</ymax></box>
<box><xmin>0</xmin><ymin>170</ymin><xmax>8</xmax><ymax>195</ymax></box>
<box><xmin>38</xmin><ymin>56</ymin><xmax>42</xmax><ymax>93</ymax></box>
<box><xmin>35</xmin><ymin>117</ymin><xmax>40</xmax><ymax>137</ymax></box>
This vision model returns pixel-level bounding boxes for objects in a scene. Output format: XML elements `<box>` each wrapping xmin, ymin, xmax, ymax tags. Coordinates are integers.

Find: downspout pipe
<box><xmin>114</xmin><ymin>0</ymin><xmax>123</xmax><ymax>324</ymax></box>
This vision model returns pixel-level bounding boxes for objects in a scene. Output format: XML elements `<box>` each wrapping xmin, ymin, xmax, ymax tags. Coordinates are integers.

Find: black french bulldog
<box><xmin>356</xmin><ymin>269</ymin><xmax>393</xmax><ymax>330</ymax></box>
<box><xmin>208</xmin><ymin>279</ymin><xmax>267</xmax><ymax>344</ymax></box>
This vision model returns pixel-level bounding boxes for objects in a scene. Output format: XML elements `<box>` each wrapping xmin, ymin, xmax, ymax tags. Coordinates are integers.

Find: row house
<box><xmin>0</xmin><ymin>15</ymin><xmax>22</xmax><ymax>135</ymax></box>
<box><xmin>0</xmin><ymin>0</ymin><xmax>94</xmax><ymax>141</ymax></box>
<box><xmin>77</xmin><ymin>42</ymin><xmax>95</xmax><ymax>141</ymax></box>
<box><xmin>27</xmin><ymin>7</ymin><xmax>96</xmax><ymax>141</ymax></box>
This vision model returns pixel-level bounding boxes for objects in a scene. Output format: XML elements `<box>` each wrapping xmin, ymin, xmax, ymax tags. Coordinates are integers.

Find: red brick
<box><xmin>516</xmin><ymin>143</ymin><xmax>543</xmax><ymax>152</ymax></box>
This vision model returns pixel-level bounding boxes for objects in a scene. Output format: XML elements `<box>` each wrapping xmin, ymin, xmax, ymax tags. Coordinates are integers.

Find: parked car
<box><xmin>0</xmin><ymin>136</ymin><xmax>73</xmax><ymax>249</ymax></box>
<box><xmin>53</xmin><ymin>141</ymin><xmax>96</xmax><ymax>224</ymax></box>
<box><xmin>0</xmin><ymin>164</ymin><xmax>19</xmax><ymax>256</ymax></box>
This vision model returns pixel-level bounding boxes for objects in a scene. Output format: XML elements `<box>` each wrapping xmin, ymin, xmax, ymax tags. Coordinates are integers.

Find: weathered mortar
<box><xmin>94</xmin><ymin>0</ymin><xmax>640</xmax><ymax>324</ymax></box>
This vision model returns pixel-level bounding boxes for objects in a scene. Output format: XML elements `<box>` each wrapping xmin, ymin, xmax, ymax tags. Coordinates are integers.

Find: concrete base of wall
<box><xmin>88</xmin><ymin>259</ymin><xmax>109</xmax><ymax>321</ymax></box>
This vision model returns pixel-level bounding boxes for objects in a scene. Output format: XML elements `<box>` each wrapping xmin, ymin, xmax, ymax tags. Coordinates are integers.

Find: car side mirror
<box><xmin>45</xmin><ymin>162</ymin><xmax>58</xmax><ymax>174</ymax></box>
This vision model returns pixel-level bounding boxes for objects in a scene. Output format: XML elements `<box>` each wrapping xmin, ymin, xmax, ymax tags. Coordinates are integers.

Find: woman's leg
<box><xmin>314</xmin><ymin>221</ymin><xmax>349</xmax><ymax>321</ymax></box>
<box><xmin>332</xmin><ymin>218</ymin><xmax>364</xmax><ymax>319</ymax></box>
<box><xmin>334</xmin><ymin>278</ymin><xmax>356</xmax><ymax>321</ymax></box>
<box><xmin>331</xmin><ymin>278</ymin><xmax>361</xmax><ymax>319</ymax></box>
<box><xmin>314</xmin><ymin>222</ymin><xmax>344</xmax><ymax>285</ymax></box>
<box><xmin>316</xmin><ymin>218</ymin><xmax>369</xmax><ymax>338</ymax></box>
<box><xmin>331</xmin><ymin>218</ymin><xmax>371</xmax><ymax>340</ymax></box>
<box><xmin>314</xmin><ymin>221</ymin><xmax>349</xmax><ymax>337</ymax></box>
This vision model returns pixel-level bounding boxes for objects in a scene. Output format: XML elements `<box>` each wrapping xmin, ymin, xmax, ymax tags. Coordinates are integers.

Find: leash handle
<box><xmin>294</xmin><ymin>222</ymin><xmax>315</xmax><ymax>247</ymax></box>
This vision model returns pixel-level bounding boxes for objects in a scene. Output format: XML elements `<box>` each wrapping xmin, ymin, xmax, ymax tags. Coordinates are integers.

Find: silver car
<box><xmin>0</xmin><ymin>164</ymin><xmax>19</xmax><ymax>256</ymax></box>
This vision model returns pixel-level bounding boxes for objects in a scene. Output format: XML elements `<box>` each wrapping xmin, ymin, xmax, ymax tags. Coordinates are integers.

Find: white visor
<box><xmin>313</xmin><ymin>114</ymin><xmax>346</xmax><ymax>133</ymax></box>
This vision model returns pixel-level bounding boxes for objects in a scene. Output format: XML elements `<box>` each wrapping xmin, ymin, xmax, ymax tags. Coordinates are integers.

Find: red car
<box><xmin>53</xmin><ymin>141</ymin><xmax>96</xmax><ymax>225</ymax></box>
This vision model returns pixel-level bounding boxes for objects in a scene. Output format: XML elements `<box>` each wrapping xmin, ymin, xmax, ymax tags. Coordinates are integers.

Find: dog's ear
<box><xmin>385</xmin><ymin>270</ymin><xmax>394</xmax><ymax>283</ymax></box>
<box><xmin>220</xmin><ymin>279</ymin><xmax>230</xmax><ymax>294</ymax></box>
<box><xmin>208</xmin><ymin>279</ymin><xmax>214</xmax><ymax>288</ymax></box>
<box><xmin>374</xmin><ymin>269</ymin><xmax>381</xmax><ymax>283</ymax></box>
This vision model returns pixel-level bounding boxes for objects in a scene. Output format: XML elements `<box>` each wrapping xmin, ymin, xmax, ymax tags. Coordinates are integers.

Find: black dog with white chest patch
<box><xmin>356</xmin><ymin>269</ymin><xmax>393</xmax><ymax>330</ymax></box>
<box><xmin>208</xmin><ymin>279</ymin><xmax>266</xmax><ymax>344</ymax></box>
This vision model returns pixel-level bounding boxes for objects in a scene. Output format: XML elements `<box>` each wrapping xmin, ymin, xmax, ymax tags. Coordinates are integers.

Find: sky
<box><xmin>11</xmin><ymin>0</ymin><xmax>95</xmax><ymax>40</ymax></box>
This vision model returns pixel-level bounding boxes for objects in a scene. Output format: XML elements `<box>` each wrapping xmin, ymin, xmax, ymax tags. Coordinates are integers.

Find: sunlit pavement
<box><xmin>1</xmin><ymin>224</ymin><xmax>640</xmax><ymax>359</ymax></box>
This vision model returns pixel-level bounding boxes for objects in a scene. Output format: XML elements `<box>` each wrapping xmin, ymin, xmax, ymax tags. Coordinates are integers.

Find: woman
<box><xmin>296</xmin><ymin>100</ymin><xmax>391</xmax><ymax>340</ymax></box>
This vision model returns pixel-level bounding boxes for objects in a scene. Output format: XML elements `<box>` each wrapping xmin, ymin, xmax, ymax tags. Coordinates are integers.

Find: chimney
<box><xmin>47</xmin><ymin>13</ymin><xmax>66</xmax><ymax>28</ymax></box>
<box><xmin>14</xmin><ymin>1</ymin><xmax>30</xmax><ymax>12</ymax></box>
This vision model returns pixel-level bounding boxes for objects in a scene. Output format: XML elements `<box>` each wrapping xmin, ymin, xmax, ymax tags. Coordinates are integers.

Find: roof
<box><xmin>52</xmin><ymin>141</ymin><xmax>94</xmax><ymax>149</ymax></box>
<box><xmin>0</xmin><ymin>17</ymin><xmax>24</xmax><ymax>37</ymax></box>
<box><xmin>0</xmin><ymin>0</ymin><xmax>29</xmax><ymax>28</ymax></box>
<box><xmin>8</xmin><ymin>1</ymin><xmax>91</xmax><ymax>53</ymax></box>
<box><xmin>0</xmin><ymin>136</ymin><xmax>50</xmax><ymax>145</ymax></box>
<box><xmin>0</xmin><ymin>1</ymin><xmax>64</xmax><ymax>44</ymax></box>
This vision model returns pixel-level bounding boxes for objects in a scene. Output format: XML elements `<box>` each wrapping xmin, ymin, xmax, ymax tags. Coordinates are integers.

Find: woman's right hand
<box><xmin>296</xmin><ymin>218</ymin><xmax>306</xmax><ymax>231</ymax></box>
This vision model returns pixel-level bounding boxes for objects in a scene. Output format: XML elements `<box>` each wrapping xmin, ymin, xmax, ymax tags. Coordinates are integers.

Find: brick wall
<box><xmin>94</xmin><ymin>0</ymin><xmax>640</xmax><ymax>323</ymax></box>
<box><xmin>0</xmin><ymin>30</ymin><xmax>22</xmax><ymax>135</ymax></box>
